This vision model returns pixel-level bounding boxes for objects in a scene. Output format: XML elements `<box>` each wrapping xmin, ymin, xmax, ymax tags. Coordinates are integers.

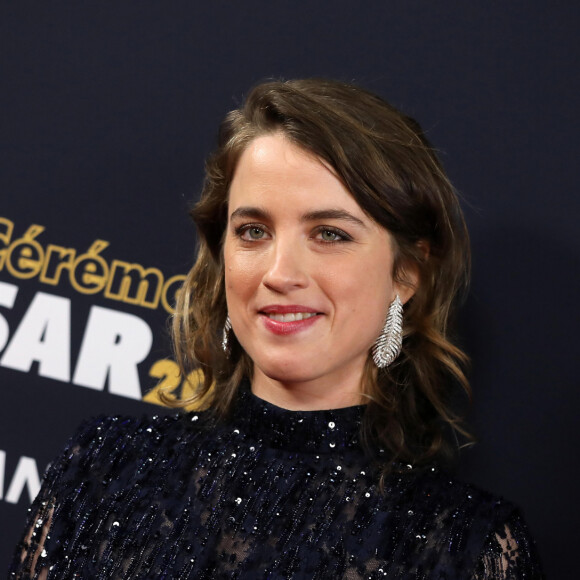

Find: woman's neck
<box><xmin>250</xmin><ymin>368</ymin><xmax>365</xmax><ymax>411</ymax></box>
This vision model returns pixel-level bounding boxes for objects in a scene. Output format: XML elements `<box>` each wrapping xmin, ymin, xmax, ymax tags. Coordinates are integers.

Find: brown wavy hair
<box><xmin>171</xmin><ymin>78</ymin><xmax>471</xmax><ymax>469</ymax></box>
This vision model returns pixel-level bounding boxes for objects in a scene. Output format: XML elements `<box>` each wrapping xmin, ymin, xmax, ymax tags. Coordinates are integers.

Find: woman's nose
<box><xmin>262</xmin><ymin>239</ymin><xmax>309</xmax><ymax>293</ymax></box>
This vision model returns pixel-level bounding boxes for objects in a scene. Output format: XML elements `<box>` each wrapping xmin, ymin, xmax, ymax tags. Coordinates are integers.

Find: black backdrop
<box><xmin>1</xmin><ymin>2</ymin><xmax>578</xmax><ymax>577</ymax></box>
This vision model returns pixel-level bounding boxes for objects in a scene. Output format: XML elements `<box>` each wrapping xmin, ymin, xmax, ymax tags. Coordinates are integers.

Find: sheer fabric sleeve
<box><xmin>472</xmin><ymin>508</ymin><xmax>544</xmax><ymax>579</ymax></box>
<box><xmin>8</xmin><ymin>416</ymin><xmax>120</xmax><ymax>579</ymax></box>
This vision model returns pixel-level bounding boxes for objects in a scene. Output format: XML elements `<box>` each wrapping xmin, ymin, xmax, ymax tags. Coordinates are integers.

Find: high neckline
<box><xmin>230</xmin><ymin>385</ymin><xmax>366</xmax><ymax>454</ymax></box>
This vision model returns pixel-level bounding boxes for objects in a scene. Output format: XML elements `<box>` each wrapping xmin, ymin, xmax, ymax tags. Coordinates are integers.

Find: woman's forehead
<box><xmin>229</xmin><ymin>134</ymin><xmax>365</xmax><ymax>216</ymax></box>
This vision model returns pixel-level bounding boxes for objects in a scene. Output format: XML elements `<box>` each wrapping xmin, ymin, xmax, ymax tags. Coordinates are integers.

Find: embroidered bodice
<box><xmin>11</xmin><ymin>387</ymin><xmax>543</xmax><ymax>579</ymax></box>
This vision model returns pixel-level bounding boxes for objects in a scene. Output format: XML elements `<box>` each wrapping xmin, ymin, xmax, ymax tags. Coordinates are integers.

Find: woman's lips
<box><xmin>259</xmin><ymin>306</ymin><xmax>322</xmax><ymax>335</ymax></box>
<box><xmin>266</xmin><ymin>311</ymin><xmax>317</xmax><ymax>322</ymax></box>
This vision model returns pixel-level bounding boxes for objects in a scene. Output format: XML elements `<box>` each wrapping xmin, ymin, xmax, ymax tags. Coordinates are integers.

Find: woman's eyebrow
<box><xmin>229</xmin><ymin>206</ymin><xmax>367</xmax><ymax>229</ymax></box>
<box><xmin>301</xmin><ymin>209</ymin><xmax>367</xmax><ymax>228</ymax></box>
<box><xmin>229</xmin><ymin>206</ymin><xmax>272</xmax><ymax>221</ymax></box>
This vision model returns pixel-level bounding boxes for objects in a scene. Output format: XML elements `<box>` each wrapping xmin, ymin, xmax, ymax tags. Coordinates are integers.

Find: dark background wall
<box><xmin>1</xmin><ymin>2</ymin><xmax>578</xmax><ymax>577</ymax></box>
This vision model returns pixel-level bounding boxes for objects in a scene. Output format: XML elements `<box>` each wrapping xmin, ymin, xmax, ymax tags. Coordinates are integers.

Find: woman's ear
<box><xmin>394</xmin><ymin>240</ymin><xmax>429</xmax><ymax>305</ymax></box>
<box><xmin>394</xmin><ymin>266</ymin><xmax>419</xmax><ymax>305</ymax></box>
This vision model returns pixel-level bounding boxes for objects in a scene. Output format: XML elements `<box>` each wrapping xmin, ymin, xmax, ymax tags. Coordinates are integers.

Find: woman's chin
<box><xmin>252</xmin><ymin>359</ymin><xmax>324</xmax><ymax>387</ymax></box>
<box><xmin>259</xmin><ymin>368</ymin><xmax>319</xmax><ymax>386</ymax></box>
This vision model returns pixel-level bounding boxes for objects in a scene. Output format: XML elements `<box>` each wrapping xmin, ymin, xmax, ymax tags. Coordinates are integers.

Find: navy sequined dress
<box><xmin>11</xmin><ymin>386</ymin><xmax>543</xmax><ymax>579</ymax></box>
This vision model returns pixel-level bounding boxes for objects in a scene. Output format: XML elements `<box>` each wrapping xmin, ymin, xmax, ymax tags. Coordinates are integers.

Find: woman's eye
<box><xmin>316</xmin><ymin>228</ymin><xmax>350</xmax><ymax>243</ymax></box>
<box><xmin>240</xmin><ymin>226</ymin><xmax>266</xmax><ymax>240</ymax></box>
<box><xmin>320</xmin><ymin>229</ymin><xmax>341</xmax><ymax>242</ymax></box>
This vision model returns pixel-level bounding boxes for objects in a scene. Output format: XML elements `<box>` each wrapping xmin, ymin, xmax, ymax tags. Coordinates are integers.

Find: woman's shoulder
<box><xmin>63</xmin><ymin>413</ymin><xmax>170</xmax><ymax>458</ymax></box>
<box><xmin>385</xmin><ymin>466</ymin><xmax>543</xmax><ymax>578</ymax></box>
<box><xmin>76</xmin><ymin>407</ymin><xmax>215</xmax><ymax>441</ymax></box>
<box><xmin>392</xmin><ymin>465</ymin><xmax>524</xmax><ymax>537</ymax></box>
<box><xmin>43</xmin><ymin>410</ymin><xmax>214</xmax><ymax>488</ymax></box>
<box><xmin>404</xmin><ymin>466</ymin><xmax>516</xmax><ymax>514</ymax></box>
<box><xmin>70</xmin><ymin>410</ymin><xmax>204</xmax><ymax>446</ymax></box>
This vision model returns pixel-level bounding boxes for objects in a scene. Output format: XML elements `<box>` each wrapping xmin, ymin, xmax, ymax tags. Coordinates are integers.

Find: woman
<box><xmin>11</xmin><ymin>79</ymin><xmax>543</xmax><ymax>578</ymax></box>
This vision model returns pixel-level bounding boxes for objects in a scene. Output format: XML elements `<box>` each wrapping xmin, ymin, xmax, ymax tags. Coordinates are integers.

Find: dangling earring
<box><xmin>222</xmin><ymin>315</ymin><xmax>232</xmax><ymax>357</ymax></box>
<box><xmin>372</xmin><ymin>295</ymin><xmax>403</xmax><ymax>368</ymax></box>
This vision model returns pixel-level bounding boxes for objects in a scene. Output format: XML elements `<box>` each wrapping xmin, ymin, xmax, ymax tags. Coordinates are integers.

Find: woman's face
<box><xmin>224</xmin><ymin>133</ymin><xmax>411</xmax><ymax>409</ymax></box>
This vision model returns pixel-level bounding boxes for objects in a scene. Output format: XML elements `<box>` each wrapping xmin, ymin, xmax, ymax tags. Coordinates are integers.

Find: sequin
<box><xmin>10</xmin><ymin>385</ymin><xmax>543</xmax><ymax>579</ymax></box>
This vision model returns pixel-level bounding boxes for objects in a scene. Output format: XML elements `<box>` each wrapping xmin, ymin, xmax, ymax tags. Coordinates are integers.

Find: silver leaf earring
<box><xmin>372</xmin><ymin>295</ymin><xmax>403</xmax><ymax>368</ymax></box>
<box><xmin>222</xmin><ymin>315</ymin><xmax>232</xmax><ymax>356</ymax></box>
